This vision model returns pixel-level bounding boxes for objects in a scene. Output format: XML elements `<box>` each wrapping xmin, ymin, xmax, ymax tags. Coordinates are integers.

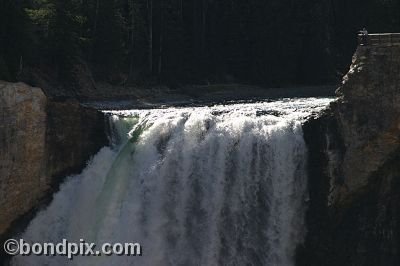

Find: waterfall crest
<box><xmin>12</xmin><ymin>98</ymin><xmax>331</xmax><ymax>266</ymax></box>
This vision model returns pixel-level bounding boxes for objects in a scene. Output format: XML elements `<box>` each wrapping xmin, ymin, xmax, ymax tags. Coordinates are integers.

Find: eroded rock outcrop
<box><xmin>0</xmin><ymin>82</ymin><xmax>47</xmax><ymax>236</ymax></box>
<box><xmin>0</xmin><ymin>81</ymin><xmax>107</xmax><ymax>237</ymax></box>
<box><xmin>299</xmin><ymin>46</ymin><xmax>400</xmax><ymax>265</ymax></box>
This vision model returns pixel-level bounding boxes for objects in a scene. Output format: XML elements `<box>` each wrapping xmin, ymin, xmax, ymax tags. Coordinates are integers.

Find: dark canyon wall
<box><xmin>299</xmin><ymin>45</ymin><xmax>400</xmax><ymax>265</ymax></box>
<box><xmin>0</xmin><ymin>81</ymin><xmax>107</xmax><ymax>237</ymax></box>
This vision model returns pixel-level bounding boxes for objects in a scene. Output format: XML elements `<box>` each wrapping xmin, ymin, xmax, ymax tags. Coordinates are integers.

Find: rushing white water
<box><xmin>12</xmin><ymin>98</ymin><xmax>332</xmax><ymax>266</ymax></box>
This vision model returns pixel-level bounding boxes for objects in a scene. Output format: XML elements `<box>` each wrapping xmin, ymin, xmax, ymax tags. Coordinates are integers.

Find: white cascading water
<box><xmin>11</xmin><ymin>98</ymin><xmax>331</xmax><ymax>266</ymax></box>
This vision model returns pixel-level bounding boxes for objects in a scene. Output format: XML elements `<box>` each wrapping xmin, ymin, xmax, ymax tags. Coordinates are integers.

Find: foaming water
<box><xmin>12</xmin><ymin>98</ymin><xmax>332</xmax><ymax>266</ymax></box>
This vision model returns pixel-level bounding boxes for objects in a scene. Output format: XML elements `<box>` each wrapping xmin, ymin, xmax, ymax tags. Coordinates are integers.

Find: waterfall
<box><xmin>11</xmin><ymin>98</ymin><xmax>331</xmax><ymax>266</ymax></box>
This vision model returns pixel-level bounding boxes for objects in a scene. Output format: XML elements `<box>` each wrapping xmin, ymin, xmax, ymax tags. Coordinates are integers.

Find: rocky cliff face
<box><xmin>299</xmin><ymin>45</ymin><xmax>400</xmax><ymax>265</ymax></box>
<box><xmin>0</xmin><ymin>82</ymin><xmax>47</xmax><ymax>236</ymax></box>
<box><xmin>0</xmin><ymin>81</ymin><xmax>107</xmax><ymax>238</ymax></box>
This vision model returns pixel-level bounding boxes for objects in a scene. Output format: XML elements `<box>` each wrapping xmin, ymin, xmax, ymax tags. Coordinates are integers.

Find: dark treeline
<box><xmin>1</xmin><ymin>0</ymin><xmax>400</xmax><ymax>90</ymax></box>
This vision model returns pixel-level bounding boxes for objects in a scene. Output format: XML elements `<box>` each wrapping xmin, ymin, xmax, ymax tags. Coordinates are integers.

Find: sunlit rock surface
<box><xmin>0</xmin><ymin>82</ymin><xmax>47</xmax><ymax>235</ymax></box>
<box><xmin>0</xmin><ymin>81</ymin><xmax>107</xmax><ymax>237</ymax></box>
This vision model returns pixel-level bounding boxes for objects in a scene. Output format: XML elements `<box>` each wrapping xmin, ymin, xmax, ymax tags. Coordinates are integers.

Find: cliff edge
<box><xmin>300</xmin><ymin>45</ymin><xmax>400</xmax><ymax>265</ymax></box>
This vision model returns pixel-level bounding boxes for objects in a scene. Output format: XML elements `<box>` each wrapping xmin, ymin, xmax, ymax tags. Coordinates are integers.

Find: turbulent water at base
<box><xmin>11</xmin><ymin>98</ymin><xmax>332</xmax><ymax>266</ymax></box>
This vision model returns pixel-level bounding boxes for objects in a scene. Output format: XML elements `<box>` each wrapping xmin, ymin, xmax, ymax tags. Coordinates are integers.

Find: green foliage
<box><xmin>25</xmin><ymin>7</ymin><xmax>54</xmax><ymax>25</ymax></box>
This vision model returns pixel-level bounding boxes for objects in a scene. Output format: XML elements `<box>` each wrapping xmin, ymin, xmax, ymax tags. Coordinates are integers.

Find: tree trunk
<box><xmin>128</xmin><ymin>0</ymin><xmax>135</xmax><ymax>81</ymax></box>
<box><xmin>201</xmin><ymin>0</ymin><xmax>208</xmax><ymax>64</ymax></box>
<box><xmin>158</xmin><ymin>32</ymin><xmax>163</xmax><ymax>78</ymax></box>
<box><xmin>147</xmin><ymin>0</ymin><xmax>153</xmax><ymax>74</ymax></box>
<box><xmin>90</xmin><ymin>0</ymin><xmax>100</xmax><ymax>62</ymax></box>
<box><xmin>93</xmin><ymin>0</ymin><xmax>99</xmax><ymax>37</ymax></box>
<box><xmin>158</xmin><ymin>0</ymin><xmax>164</xmax><ymax>78</ymax></box>
<box><xmin>180</xmin><ymin>0</ymin><xmax>183</xmax><ymax>21</ymax></box>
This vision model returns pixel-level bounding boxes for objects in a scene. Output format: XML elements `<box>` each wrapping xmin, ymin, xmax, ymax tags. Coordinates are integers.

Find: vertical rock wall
<box><xmin>0</xmin><ymin>82</ymin><xmax>47</xmax><ymax>236</ymax></box>
<box><xmin>299</xmin><ymin>45</ymin><xmax>400</xmax><ymax>265</ymax></box>
<box><xmin>0</xmin><ymin>81</ymin><xmax>107</xmax><ymax>237</ymax></box>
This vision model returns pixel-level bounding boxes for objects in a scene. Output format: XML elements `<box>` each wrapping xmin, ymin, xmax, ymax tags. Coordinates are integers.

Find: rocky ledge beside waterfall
<box><xmin>0</xmin><ymin>81</ymin><xmax>107</xmax><ymax>239</ymax></box>
<box><xmin>300</xmin><ymin>45</ymin><xmax>400</xmax><ymax>265</ymax></box>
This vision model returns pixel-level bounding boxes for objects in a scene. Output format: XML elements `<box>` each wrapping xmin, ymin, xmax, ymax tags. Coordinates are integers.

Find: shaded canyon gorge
<box><xmin>1</xmin><ymin>43</ymin><xmax>400</xmax><ymax>265</ymax></box>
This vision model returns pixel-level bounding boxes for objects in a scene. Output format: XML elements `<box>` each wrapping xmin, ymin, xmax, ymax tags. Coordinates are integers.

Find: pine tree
<box><xmin>25</xmin><ymin>0</ymin><xmax>87</xmax><ymax>81</ymax></box>
<box><xmin>0</xmin><ymin>0</ymin><xmax>30</xmax><ymax>80</ymax></box>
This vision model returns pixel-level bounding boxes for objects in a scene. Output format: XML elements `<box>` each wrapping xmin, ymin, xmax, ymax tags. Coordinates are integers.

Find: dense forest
<box><xmin>1</xmin><ymin>0</ymin><xmax>400</xmax><ymax>92</ymax></box>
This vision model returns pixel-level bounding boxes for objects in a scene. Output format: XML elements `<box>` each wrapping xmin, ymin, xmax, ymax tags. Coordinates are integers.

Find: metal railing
<box><xmin>358</xmin><ymin>33</ymin><xmax>400</xmax><ymax>46</ymax></box>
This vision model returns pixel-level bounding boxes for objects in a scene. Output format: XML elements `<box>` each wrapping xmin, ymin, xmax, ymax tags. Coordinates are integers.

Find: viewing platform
<box><xmin>358</xmin><ymin>33</ymin><xmax>400</xmax><ymax>46</ymax></box>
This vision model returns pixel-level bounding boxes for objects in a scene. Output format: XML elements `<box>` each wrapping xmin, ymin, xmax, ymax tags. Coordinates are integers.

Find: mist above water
<box><xmin>12</xmin><ymin>98</ymin><xmax>332</xmax><ymax>266</ymax></box>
